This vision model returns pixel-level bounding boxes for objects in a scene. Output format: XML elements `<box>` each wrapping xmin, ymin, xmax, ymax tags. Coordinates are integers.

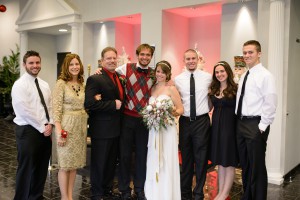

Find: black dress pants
<box><xmin>90</xmin><ymin>137</ymin><xmax>119</xmax><ymax>200</ymax></box>
<box><xmin>118</xmin><ymin>115</ymin><xmax>148</xmax><ymax>194</ymax></box>
<box><xmin>14</xmin><ymin>125</ymin><xmax>52</xmax><ymax>200</ymax></box>
<box><xmin>236</xmin><ymin>117</ymin><xmax>270</xmax><ymax>200</ymax></box>
<box><xmin>179</xmin><ymin>114</ymin><xmax>210</xmax><ymax>200</ymax></box>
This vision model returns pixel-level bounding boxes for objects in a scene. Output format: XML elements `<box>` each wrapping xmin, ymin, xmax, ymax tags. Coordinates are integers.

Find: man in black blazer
<box><xmin>85</xmin><ymin>47</ymin><xmax>124</xmax><ymax>200</ymax></box>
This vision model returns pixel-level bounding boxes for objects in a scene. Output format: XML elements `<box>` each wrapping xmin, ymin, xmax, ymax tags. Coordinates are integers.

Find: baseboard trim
<box><xmin>283</xmin><ymin>163</ymin><xmax>300</xmax><ymax>181</ymax></box>
<box><xmin>268</xmin><ymin>172</ymin><xmax>284</xmax><ymax>185</ymax></box>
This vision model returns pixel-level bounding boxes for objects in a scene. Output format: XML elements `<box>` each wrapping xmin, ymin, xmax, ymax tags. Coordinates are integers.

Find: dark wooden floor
<box><xmin>0</xmin><ymin>117</ymin><xmax>299</xmax><ymax>199</ymax></box>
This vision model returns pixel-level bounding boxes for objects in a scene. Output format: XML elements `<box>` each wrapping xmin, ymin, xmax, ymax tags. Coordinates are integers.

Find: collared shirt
<box><xmin>175</xmin><ymin>69</ymin><xmax>212</xmax><ymax>117</ymax></box>
<box><xmin>103</xmin><ymin>68</ymin><xmax>124</xmax><ymax>100</ymax></box>
<box><xmin>12</xmin><ymin>72</ymin><xmax>53</xmax><ymax>133</ymax></box>
<box><xmin>116</xmin><ymin>62</ymin><xmax>149</xmax><ymax>75</ymax></box>
<box><xmin>235</xmin><ymin>63</ymin><xmax>277</xmax><ymax>131</ymax></box>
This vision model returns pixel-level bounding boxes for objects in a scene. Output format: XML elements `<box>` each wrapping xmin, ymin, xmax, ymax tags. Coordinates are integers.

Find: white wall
<box><xmin>162</xmin><ymin>12</ymin><xmax>189</xmax><ymax>78</ymax></box>
<box><xmin>82</xmin><ymin>22</ymin><xmax>95</xmax><ymax>77</ymax></box>
<box><xmin>221</xmin><ymin>1</ymin><xmax>258</xmax><ymax>68</ymax></box>
<box><xmin>56</xmin><ymin>34</ymin><xmax>71</xmax><ymax>53</ymax></box>
<box><xmin>257</xmin><ymin>0</ymin><xmax>270</xmax><ymax>66</ymax></box>
<box><xmin>0</xmin><ymin>0</ymin><xmax>20</xmax><ymax>62</ymax></box>
<box><xmin>189</xmin><ymin>14</ymin><xmax>221</xmax><ymax>74</ymax></box>
<box><xmin>92</xmin><ymin>22</ymin><xmax>116</xmax><ymax>72</ymax></box>
<box><xmin>28</xmin><ymin>32</ymin><xmax>57</xmax><ymax>90</ymax></box>
<box><xmin>285</xmin><ymin>0</ymin><xmax>300</xmax><ymax>174</ymax></box>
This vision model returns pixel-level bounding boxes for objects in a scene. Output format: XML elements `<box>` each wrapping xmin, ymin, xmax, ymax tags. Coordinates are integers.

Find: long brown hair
<box><xmin>58</xmin><ymin>53</ymin><xmax>84</xmax><ymax>84</ymax></box>
<box><xmin>209</xmin><ymin>61</ymin><xmax>237</xmax><ymax>98</ymax></box>
<box><xmin>153</xmin><ymin>60</ymin><xmax>172</xmax><ymax>85</ymax></box>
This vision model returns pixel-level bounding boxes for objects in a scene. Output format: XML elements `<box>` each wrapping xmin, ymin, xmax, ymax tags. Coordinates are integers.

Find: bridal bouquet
<box><xmin>140</xmin><ymin>98</ymin><xmax>175</xmax><ymax>131</ymax></box>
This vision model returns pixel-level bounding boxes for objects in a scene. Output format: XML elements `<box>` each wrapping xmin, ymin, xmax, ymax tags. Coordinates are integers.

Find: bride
<box><xmin>144</xmin><ymin>60</ymin><xmax>184</xmax><ymax>200</ymax></box>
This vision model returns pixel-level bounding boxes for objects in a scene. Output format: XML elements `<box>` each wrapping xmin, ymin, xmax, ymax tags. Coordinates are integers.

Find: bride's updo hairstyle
<box><xmin>155</xmin><ymin>60</ymin><xmax>172</xmax><ymax>82</ymax></box>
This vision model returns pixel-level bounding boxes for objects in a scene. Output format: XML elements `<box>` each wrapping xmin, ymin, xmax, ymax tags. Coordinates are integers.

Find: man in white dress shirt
<box><xmin>175</xmin><ymin>49</ymin><xmax>212</xmax><ymax>200</ymax></box>
<box><xmin>12</xmin><ymin>50</ymin><xmax>53</xmax><ymax>200</ymax></box>
<box><xmin>236</xmin><ymin>40</ymin><xmax>277</xmax><ymax>200</ymax></box>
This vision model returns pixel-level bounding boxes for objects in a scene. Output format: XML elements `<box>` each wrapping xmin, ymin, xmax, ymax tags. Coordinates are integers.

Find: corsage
<box><xmin>61</xmin><ymin>129</ymin><xmax>68</xmax><ymax>139</ymax></box>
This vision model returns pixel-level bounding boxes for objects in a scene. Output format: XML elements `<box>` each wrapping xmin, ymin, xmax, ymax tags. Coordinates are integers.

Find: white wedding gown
<box><xmin>144</xmin><ymin>95</ymin><xmax>181</xmax><ymax>200</ymax></box>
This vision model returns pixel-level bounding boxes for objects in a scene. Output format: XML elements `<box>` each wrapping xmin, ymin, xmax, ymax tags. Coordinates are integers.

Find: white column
<box><xmin>266</xmin><ymin>0</ymin><xmax>285</xmax><ymax>185</ymax></box>
<box><xmin>69</xmin><ymin>23</ymin><xmax>80</xmax><ymax>54</ymax></box>
<box><xmin>19</xmin><ymin>31</ymin><xmax>28</xmax><ymax>75</ymax></box>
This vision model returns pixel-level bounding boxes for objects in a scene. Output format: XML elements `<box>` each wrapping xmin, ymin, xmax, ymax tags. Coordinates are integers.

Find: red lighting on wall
<box><xmin>0</xmin><ymin>5</ymin><xmax>7</xmax><ymax>12</ymax></box>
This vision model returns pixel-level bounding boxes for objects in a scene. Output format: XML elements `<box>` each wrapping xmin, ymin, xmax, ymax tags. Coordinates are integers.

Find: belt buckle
<box><xmin>190</xmin><ymin>117</ymin><xmax>196</xmax><ymax>121</ymax></box>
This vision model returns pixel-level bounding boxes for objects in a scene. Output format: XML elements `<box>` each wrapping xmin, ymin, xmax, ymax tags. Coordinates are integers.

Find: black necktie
<box><xmin>137</xmin><ymin>67</ymin><xmax>148</xmax><ymax>74</ymax></box>
<box><xmin>190</xmin><ymin>73</ymin><xmax>196</xmax><ymax>119</ymax></box>
<box><xmin>237</xmin><ymin>70</ymin><xmax>250</xmax><ymax>117</ymax></box>
<box><xmin>35</xmin><ymin>78</ymin><xmax>50</xmax><ymax>122</ymax></box>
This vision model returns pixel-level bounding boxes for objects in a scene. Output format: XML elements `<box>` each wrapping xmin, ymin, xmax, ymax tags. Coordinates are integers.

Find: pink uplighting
<box><xmin>106</xmin><ymin>13</ymin><xmax>141</xmax><ymax>25</ymax></box>
<box><xmin>162</xmin><ymin>3</ymin><xmax>222</xmax><ymax>77</ymax></box>
<box><xmin>166</xmin><ymin>3</ymin><xmax>222</xmax><ymax>18</ymax></box>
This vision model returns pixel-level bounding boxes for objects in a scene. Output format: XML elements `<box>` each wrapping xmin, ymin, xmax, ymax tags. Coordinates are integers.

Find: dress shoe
<box><xmin>181</xmin><ymin>193</ymin><xmax>193</xmax><ymax>200</ymax></box>
<box><xmin>181</xmin><ymin>197</ymin><xmax>192</xmax><ymax>200</ymax></box>
<box><xmin>104</xmin><ymin>190</ymin><xmax>121</xmax><ymax>199</ymax></box>
<box><xmin>135</xmin><ymin>191</ymin><xmax>147</xmax><ymax>200</ymax></box>
<box><xmin>121</xmin><ymin>192</ymin><xmax>132</xmax><ymax>200</ymax></box>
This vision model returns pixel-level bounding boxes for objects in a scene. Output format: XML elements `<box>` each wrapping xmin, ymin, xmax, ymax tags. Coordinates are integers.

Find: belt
<box><xmin>181</xmin><ymin>113</ymin><xmax>208</xmax><ymax>122</ymax></box>
<box><xmin>238</xmin><ymin>115</ymin><xmax>261</xmax><ymax>120</ymax></box>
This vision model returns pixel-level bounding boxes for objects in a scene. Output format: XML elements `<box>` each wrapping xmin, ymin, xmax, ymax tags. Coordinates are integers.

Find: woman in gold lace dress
<box><xmin>52</xmin><ymin>54</ymin><xmax>88</xmax><ymax>200</ymax></box>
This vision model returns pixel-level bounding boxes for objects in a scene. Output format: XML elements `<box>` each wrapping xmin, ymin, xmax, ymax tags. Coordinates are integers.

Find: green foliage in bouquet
<box><xmin>140</xmin><ymin>98</ymin><xmax>175</xmax><ymax>131</ymax></box>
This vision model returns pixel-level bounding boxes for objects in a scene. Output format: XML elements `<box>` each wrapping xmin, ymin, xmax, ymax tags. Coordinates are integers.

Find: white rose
<box><xmin>156</xmin><ymin>101</ymin><xmax>162</xmax><ymax>108</ymax></box>
<box><xmin>146</xmin><ymin>105</ymin><xmax>153</xmax><ymax>111</ymax></box>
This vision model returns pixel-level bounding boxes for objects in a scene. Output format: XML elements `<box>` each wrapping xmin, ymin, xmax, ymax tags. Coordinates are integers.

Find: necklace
<box><xmin>71</xmin><ymin>85</ymin><xmax>81</xmax><ymax>96</ymax></box>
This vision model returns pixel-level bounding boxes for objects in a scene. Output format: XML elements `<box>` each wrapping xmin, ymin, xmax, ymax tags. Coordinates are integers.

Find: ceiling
<box><xmin>27</xmin><ymin>1</ymin><xmax>243</xmax><ymax>36</ymax></box>
<box><xmin>165</xmin><ymin>2</ymin><xmax>222</xmax><ymax>18</ymax></box>
<box><xmin>105</xmin><ymin>13</ymin><xmax>141</xmax><ymax>25</ymax></box>
<box><xmin>29</xmin><ymin>24</ymin><xmax>71</xmax><ymax>36</ymax></box>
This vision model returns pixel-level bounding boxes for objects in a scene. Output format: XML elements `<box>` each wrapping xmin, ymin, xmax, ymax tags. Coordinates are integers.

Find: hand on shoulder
<box><xmin>94</xmin><ymin>67</ymin><xmax>103</xmax><ymax>75</ymax></box>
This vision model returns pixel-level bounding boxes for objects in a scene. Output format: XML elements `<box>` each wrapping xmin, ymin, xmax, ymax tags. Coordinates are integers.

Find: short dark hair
<box><xmin>101</xmin><ymin>47</ymin><xmax>117</xmax><ymax>58</ymax></box>
<box><xmin>183</xmin><ymin>49</ymin><xmax>198</xmax><ymax>59</ymax></box>
<box><xmin>23</xmin><ymin>50</ymin><xmax>41</xmax><ymax>64</ymax></box>
<box><xmin>243</xmin><ymin>40</ymin><xmax>261</xmax><ymax>52</ymax></box>
<box><xmin>136</xmin><ymin>44</ymin><xmax>154</xmax><ymax>56</ymax></box>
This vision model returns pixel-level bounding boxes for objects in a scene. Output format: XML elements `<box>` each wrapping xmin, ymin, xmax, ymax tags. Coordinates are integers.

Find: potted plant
<box><xmin>0</xmin><ymin>45</ymin><xmax>20</xmax><ymax>119</ymax></box>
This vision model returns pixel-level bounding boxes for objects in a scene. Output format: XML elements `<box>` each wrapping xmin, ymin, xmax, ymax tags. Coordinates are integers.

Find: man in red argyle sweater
<box><xmin>116</xmin><ymin>44</ymin><xmax>154</xmax><ymax>200</ymax></box>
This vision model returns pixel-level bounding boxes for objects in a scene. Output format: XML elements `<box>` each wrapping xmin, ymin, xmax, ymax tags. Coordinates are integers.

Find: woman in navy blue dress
<box><xmin>209</xmin><ymin>61</ymin><xmax>239</xmax><ymax>200</ymax></box>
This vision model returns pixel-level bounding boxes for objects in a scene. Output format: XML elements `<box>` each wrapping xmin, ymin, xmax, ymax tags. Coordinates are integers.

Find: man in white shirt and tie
<box><xmin>175</xmin><ymin>49</ymin><xmax>212</xmax><ymax>200</ymax></box>
<box><xmin>12</xmin><ymin>50</ymin><xmax>53</xmax><ymax>200</ymax></box>
<box><xmin>236</xmin><ymin>40</ymin><xmax>277</xmax><ymax>200</ymax></box>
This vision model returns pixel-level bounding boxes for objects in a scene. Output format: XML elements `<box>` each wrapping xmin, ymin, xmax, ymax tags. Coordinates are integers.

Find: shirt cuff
<box><xmin>38</xmin><ymin>126</ymin><xmax>45</xmax><ymax>134</ymax></box>
<box><xmin>258</xmin><ymin>123</ymin><xmax>268</xmax><ymax>132</ymax></box>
